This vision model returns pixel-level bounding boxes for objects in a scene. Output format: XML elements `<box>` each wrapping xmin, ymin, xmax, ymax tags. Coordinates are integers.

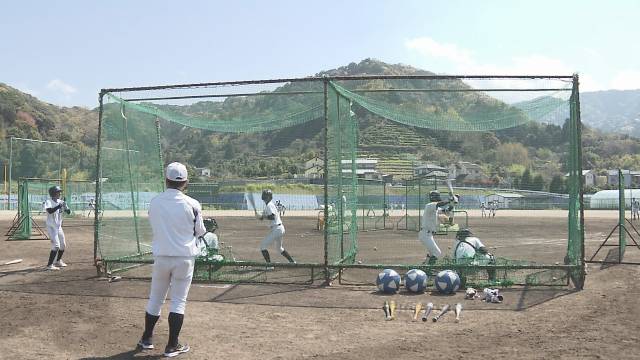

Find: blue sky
<box><xmin>1</xmin><ymin>0</ymin><xmax>638</xmax><ymax>108</ymax></box>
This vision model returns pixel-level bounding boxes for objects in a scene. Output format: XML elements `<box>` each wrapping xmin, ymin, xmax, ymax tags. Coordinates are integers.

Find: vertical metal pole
<box><xmin>155</xmin><ymin>117</ymin><xmax>165</xmax><ymax>191</ymax></box>
<box><xmin>574</xmin><ymin>74</ymin><xmax>586</xmax><ymax>289</ymax></box>
<box><xmin>94</xmin><ymin>93</ymin><xmax>105</xmax><ymax>271</ymax></box>
<box><xmin>418</xmin><ymin>179</ymin><xmax>422</xmax><ymax>231</ymax></box>
<box><xmin>323</xmin><ymin>79</ymin><xmax>329</xmax><ymax>284</ymax></box>
<box><xmin>9</xmin><ymin>137</ymin><xmax>13</xmax><ymax>211</ymax></box>
<box><xmin>58</xmin><ymin>142</ymin><xmax>62</xmax><ymax>181</ymax></box>
<box><xmin>405</xmin><ymin>179</ymin><xmax>408</xmax><ymax>229</ymax></box>
<box><xmin>361</xmin><ymin>180</ymin><xmax>365</xmax><ymax>230</ymax></box>
<box><xmin>383</xmin><ymin>180</ymin><xmax>386</xmax><ymax>228</ymax></box>
<box><xmin>337</xmin><ymin>94</ymin><xmax>344</xmax><ymax>262</ymax></box>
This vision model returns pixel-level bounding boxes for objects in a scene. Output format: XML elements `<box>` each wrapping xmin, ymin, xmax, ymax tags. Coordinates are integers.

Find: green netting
<box><xmin>104</xmin><ymin>93</ymin><xmax>323</xmax><ymax>133</ymax></box>
<box><xmin>330</xmin><ymin>82</ymin><xmax>568</xmax><ymax>131</ymax></box>
<box><xmin>96</xmin><ymin>76</ymin><xmax>584</xmax><ymax>288</ymax></box>
<box><xmin>619</xmin><ymin>170</ymin><xmax>626</xmax><ymax>260</ymax></box>
<box><xmin>6</xmin><ymin>178</ymin><xmax>95</xmax><ymax>240</ymax></box>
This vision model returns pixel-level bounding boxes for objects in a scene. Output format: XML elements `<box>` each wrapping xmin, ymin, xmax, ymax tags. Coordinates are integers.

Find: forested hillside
<box><xmin>2</xmin><ymin>59</ymin><xmax>640</xmax><ymax>193</ymax></box>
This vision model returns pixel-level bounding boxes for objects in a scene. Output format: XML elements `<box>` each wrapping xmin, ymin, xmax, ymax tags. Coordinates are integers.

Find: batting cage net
<box><xmin>96</xmin><ymin>75</ymin><xmax>585</xmax><ymax>289</ymax></box>
<box><xmin>6</xmin><ymin>178</ymin><xmax>95</xmax><ymax>240</ymax></box>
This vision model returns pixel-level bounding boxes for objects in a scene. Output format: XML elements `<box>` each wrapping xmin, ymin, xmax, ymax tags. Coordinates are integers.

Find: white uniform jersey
<box><xmin>421</xmin><ymin>202</ymin><xmax>440</xmax><ymax>233</ymax></box>
<box><xmin>262</xmin><ymin>201</ymin><xmax>282</xmax><ymax>227</ymax></box>
<box><xmin>197</xmin><ymin>232</ymin><xmax>219</xmax><ymax>257</ymax></box>
<box><xmin>45</xmin><ymin>198</ymin><xmax>65</xmax><ymax>228</ymax></box>
<box><xmin>148</xmin><ymin>188</ymin><xmax>206</xmax><ymax>257</ymax></box>
<box><xmin>454</xmin><ymin>236</ymin><xmax>485</xmax><ymax>259</ymax></box>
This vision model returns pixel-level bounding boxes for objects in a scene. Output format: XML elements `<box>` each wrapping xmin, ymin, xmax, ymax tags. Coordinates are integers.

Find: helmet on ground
<box><xmin>48</xmin><ymin>186</ymin><xmax>62</xmax><ymax>197</ymax></box>
<box><xmin>429</xmin><ymin>190</ymin><xmax>441</xmax><ymax>202</ymax></box>
<box><xmin>456</xmin><ymin>228</ymin><xmax>473</xmax><ymax>239</ymax></box>
<box><xmin>203</xmin><ymin>218</ymin><xmax>218</xmax><ymax>232</ymax></box>
<box><xmin>261</xmin><ymin>189</ymin><xmax>273</xmax><ymax>202</ymax></box>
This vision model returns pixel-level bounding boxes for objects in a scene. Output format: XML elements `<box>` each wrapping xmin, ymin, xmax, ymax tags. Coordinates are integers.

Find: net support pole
<box><xmin>94</xmin><ymin>92</ymin><xmax>104</xmax><ymax>272</ymax></box>
<box><xmin>8</xmin><ymin>137</ymin><xmax>12</xmax><ymax>211</ymax></box>
<box><xmin>322</xmin><ymin>78</ymin><xmax>330</xmax><ymax>284</ymax></box>
<box><xmin>619</xmin><ymin>169</ymin><xmax>626</xmax><ymax>260</ymax></box>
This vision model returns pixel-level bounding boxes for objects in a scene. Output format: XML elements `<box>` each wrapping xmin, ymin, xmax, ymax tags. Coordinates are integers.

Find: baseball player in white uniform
<box><xmin>197</xmin><ymin>218</ymin><xmax>219</xmax><ymax>257</ymax></box>
<box><xmin>44</xmin><ymin>186</ymin><xmax>71</xmax><ymax>270</ymax></box>
<box><xmin>258</xmin><ymin>189</ymin><xmax>296</xmax><ymax>265</ymax></box>
<box><xmin>454</xmin><ymin>228</ymin><xmax>496</xmax><ymax>281</ymax></box>
<box><xmin>138</xmin><ymin>162</ymin><xmax>205</xmax><ymax>357</ymax></box>
<box><xmin>418</xmin><ymin>190</ymin><xmax>456</xmax><ymax>264</ymax></box>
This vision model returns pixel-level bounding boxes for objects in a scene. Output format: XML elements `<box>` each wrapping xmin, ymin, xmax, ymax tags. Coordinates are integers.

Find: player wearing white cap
<box><xmin>138</xmin><ymin>162</ymin><xmax>206</xmax><ymax>357</ymax></box>
<box><xmin>44</xmin><ymin>185</ymin><xmax>71</xmax><ymax>270</ymax></box>
<box><xmin>258</xmin><ymin>189</ymin><xmax>296</xmax><ymax>266</ymax></box>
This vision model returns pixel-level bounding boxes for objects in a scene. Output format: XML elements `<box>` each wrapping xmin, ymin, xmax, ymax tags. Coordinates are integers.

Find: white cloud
<box><xmin>47</xmin><ymin>79</ymin><xmax>77</xmax><ymax>96</ymax></box>
<box><xmin>405</xmin><ymin>37</ymin><xmax>605</xmax><ymax>101</ymax></box>
<box><xmin>405</xmin><ymin>37</ymin><xmax>473</xmax><ymax>65</ymax></box>
<box><xmin>610</xmin><ymin>70</ymin><xmax>640</xmax><ymax>90</ymax></box>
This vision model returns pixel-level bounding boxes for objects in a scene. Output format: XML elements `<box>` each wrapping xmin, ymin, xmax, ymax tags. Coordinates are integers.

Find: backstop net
<box><xmin>96</xmin><ymin>75</ymin><xmax>584</xmax><ymax>288</ymax></box>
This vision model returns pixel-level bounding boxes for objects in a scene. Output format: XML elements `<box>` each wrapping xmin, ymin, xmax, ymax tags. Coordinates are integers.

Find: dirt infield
<box><xmin>2</xmin><ymin>214</ymin><xmax>640</xmax><ymax>359</ymax></box>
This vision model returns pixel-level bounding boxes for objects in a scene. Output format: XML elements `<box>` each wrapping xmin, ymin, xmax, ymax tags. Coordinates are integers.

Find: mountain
<box><xmin>2</xmin><ymin>59</ymin><xmax>640</xmax><ymax>192</ymax></box>
<box><xmin>0</xmin><ymin>83</ymin><xmax>98</xmax><ymax>180</ymax></box>
<box><xmin>581</xmin><ymin>89</ymin><xmax>640</xmax><ymax>137</ymax></box>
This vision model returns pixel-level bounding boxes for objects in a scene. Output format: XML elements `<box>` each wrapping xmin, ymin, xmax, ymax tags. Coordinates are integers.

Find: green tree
<box><xmin>549</xmin><ymin>175</ymin><xmax>565</xmax><ymax>193</ymax></box>
<box><xmin>520</xmin><ymin>168</ymin><xmax>532</xmax><ymax>190</ymax></box>
<box><xmin>532</xmin><ymin>174</ymin><xmax>545</xmax><ymax>191</ymax></box>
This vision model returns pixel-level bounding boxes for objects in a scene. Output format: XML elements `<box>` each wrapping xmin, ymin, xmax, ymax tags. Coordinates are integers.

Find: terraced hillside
<box><xmin>358</xmin><ymin>121</ymin><xmax>428</xmax><ymax>179</ymax></box>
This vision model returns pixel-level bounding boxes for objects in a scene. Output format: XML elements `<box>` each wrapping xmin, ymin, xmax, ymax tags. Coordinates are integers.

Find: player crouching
<box><xmin>257</xmin><ymin>189</ymin><xmax>296</xmax><ymax>266</ymax></box>
<box><xmin>453</xmin><ymin>228</ymin><xmax>496</xmax><ymax>283</ymax></box>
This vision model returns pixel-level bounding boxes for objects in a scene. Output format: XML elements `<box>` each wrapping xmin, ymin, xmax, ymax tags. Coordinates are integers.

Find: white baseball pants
<box><xmin>260</xmin><ymin>225</ymin><xmax>285</xmax><ymax>252</ymax></box>
<box><xmin>47</xmin><ymin>226</ymin><xmax>66</xmax><ymax>251</ymax></box>
<box><xmin>418</xmin><ymin>230</ymin><xmax>442</xmax><ymax>258</ymax></box>
<box><xmin>146</xmin><ymin>256</ymin><xmax>195</xmax><ymax>316</ymax></box>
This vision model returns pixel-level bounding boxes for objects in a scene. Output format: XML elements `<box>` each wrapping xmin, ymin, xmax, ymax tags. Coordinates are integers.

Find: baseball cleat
<box><xmin>46</xmin><ymin>265</ymin><xmax>60</xmax><ymax>271</ymax></box>
<box><xmin>164</xmin><ymin>343</ymin><xmax>190</xmax><ymax>357</ymax></box>
<box><xmin>137</xmin><ymin>338</ymin><xmax>154</xmax><ymax>350</ymax></box>
<box><xmin>55</xmin><ymin>260</ymin><xmax>67</xmax><ymax>267</ymax></box>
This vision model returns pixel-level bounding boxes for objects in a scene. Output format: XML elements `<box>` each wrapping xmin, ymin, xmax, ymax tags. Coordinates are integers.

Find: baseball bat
<box><xmin>247</xmin><ymin>193</ymin><xmax>259</xmax><ymax>217</ymax></box>
<box><xmin>421</xmin><ymin>302</ymin><xmax>434</xmax><ymax>322</ymax></box>
<box><xmin>413</xmin><ymin>303</ymin><xmax>423</xmax><ymax>321</ymax></box>
<box><xmin>2</xmin><ymin>259</ymin><xmax>23</xmax><ymax>266</ymax></box>
<box><xmin>382</xmin><ymin>301</ymin><xmax>391</xmax><ymax>321</ymax></box>
<box><xmin>390</xmin><ymin>300</ymin><xmax>397</xmax><ymax>320</ymax></box>
<box><xmin>432</xmin><ymin>304</ymin><xmax>450</xmax><ymax>322</ymax></box>
<box><xmin>455</xmin><ymin>303</ymin><xmax>462</xmax><ymax>323</ymax></box>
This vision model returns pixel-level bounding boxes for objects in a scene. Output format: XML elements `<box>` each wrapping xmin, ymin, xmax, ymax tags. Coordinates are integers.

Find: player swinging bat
<box><xmin>432</xmin><ymin>304</ymin><xmax>450</xmax><ymax>322</ymax></box>
<box><xmin>455</xmin><ymin>303</ymin><xmax>462</xmax><ymax>323</ymax></box>
<box><xmin>421</xmin><ymin>302</ymin><xmax>434</xmax><ymax>322</ymax></box>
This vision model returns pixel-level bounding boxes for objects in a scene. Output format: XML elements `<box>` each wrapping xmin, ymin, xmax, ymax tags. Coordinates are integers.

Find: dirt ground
<box><xmin>2</xmin><ymin>212</ymin><xmax>640</xmax><ymax>359</ymax></box>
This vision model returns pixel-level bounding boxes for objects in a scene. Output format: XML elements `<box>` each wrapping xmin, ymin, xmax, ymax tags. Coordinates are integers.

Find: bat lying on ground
<box><xmin>421</xmin><ymin>302</ymin><xmax>434</xmax><ymax>322</ymax></box>
<box><xmin>383</xmin><ymin>301</ymin><xmax>391</xmax><ymax>320</ymax></box>
<box><xmin>413</xmin><ymin>303</ymin><xmax>423</xmax><ymax>321</ymax></box>
<box><xmin>2</xmin><ymin>259</ymin><xmax>23</xmax><ymax>266</ymax></box>
<box><xmin>432</xmin><ymin>304</ymin><xmax>450</xmax><ymax>322</ymax></box>
<box><xmin>389</xmin><ymin>300</ymin><xmax>397</xmax><ymax>320</ymax></box>
<box><xmin>455</xmin><ymin>303</ymin><xmax>462</xmax><ymax>323</ymax></box>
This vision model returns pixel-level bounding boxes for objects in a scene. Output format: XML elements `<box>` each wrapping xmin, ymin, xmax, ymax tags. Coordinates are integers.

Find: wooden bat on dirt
<box><xmin>2</xmin><ymin>259</ymin><xmax>23</xmax><ymax>266</ymax></box>
<box><xmin>432</xmin><ymin>304</ymin><xmax>450</xmax><ymax>322</ymax></box>
<box><xmin>455</xmin><ymin>303</ymin><xmax>462</xmax><ymax>323</ymax></box>
<box><xmin>413</xmin><ymin>303</ymin><xmax>423</xmax><ymax>321</ymax></box>
<box><xmin>421</xmin><ymin>302</ymin><xmax>434</xmax><ymax>322</ymax></box>
<box><xmin>389</xmin><ymin>300</ymin><xmax>397</xmax><ymax>320</ymax></box>
<box><xmin>383</xmin><ymin>301</ymin><xmax>391</xmax><ymax>321</ymax></box>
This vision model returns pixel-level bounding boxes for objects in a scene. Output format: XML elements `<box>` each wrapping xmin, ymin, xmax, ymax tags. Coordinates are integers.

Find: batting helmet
<box><xmin>456</xmin><ymin>228</ymin><xmax>473</xmax><ymax>239</ymax></box>
<box><xmin>429</xmin><ymin>190</ymin><xmax>441</xmax><ymax>202</ymax></box>
<box><xmin>261</xmin><ymin>189</ymin><xmax>273</xmax><ymax>202</ymax></box>
<box><xmin>48</xmin><ymin>186</ymin><xmax>62</xmax><ymax>197</ymax></box>
<box><xmin>203</xmin><ymin>218</ymin><xmax>218</xmax><ymax>232</ymax></box>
